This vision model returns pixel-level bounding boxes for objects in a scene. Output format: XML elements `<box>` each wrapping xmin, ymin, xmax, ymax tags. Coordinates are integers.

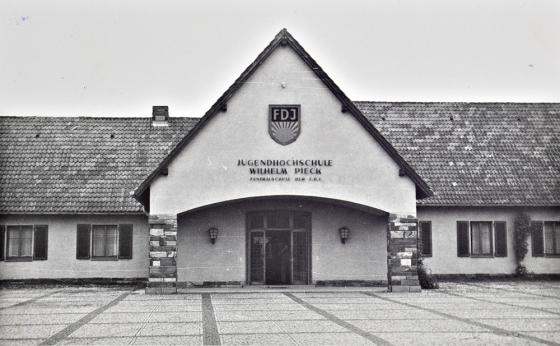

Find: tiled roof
<box><xmin>1</xmin><ymin>102</ymin><xmax>559</xmax><ymax>213</ymax></box>
<box><xmin>355</xmin><ymin>102</ymin><xmax>560</xmax><ymax>205</ymax></box>
<box><xmin>0</xmin><ymin>117</ymin><xmax>198</xmax><ymax>213</ymax></box>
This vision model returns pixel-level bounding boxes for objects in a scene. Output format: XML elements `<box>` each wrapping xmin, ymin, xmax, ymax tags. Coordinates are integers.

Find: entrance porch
<box><xmin>146</xmin><ymin>197</ymin><xmax>420</xmax><ymax>293</ymax></box>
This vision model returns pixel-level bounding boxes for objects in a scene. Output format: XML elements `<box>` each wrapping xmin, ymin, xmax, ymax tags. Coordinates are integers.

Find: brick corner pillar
<box><xmin>146</xmin><ymin>214</ymin><xmax>178</xmax><ymax>294</ymax></box>
<box><xmin>387</xmin><ymin>213</ymin><xmax>422</xmax><ymax>293</ymax></box>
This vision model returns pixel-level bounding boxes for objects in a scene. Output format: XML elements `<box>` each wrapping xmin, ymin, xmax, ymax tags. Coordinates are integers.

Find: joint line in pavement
<box><xmin>457</xmin><ymin>282</ymin><xmax>560</xmax><ymax>300</ymax></box>
<box><xmin>363</xmin><ymin>292</ymin><xmax>560</xmax><ymax>346</ymax></box>
<box><xmin>439</xmin><ymin>289</ymin><xmax>560</xmax><ymax>316</ymax></box>
<box><xmin>39</xmin><ymin>291</ymin><xmax>131</xmax><ymax>346</ymax></box>
<box><xmin>202</xmin><ymin>293</ymin><xmax>221</xmax><ymax>346</ymax></box>
<box><xmin>0</xmin><ymin>290</ymin><xmax>61</xmax><ymax>310</ymax></box>
<box><xmin>284</xmin><ymin>292</ymin><xmax>395</xmax><ymax>346</ymax></box>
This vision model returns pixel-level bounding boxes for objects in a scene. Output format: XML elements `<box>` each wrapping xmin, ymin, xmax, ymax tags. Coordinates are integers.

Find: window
<box><xmin>93</xmin><ymin>225</ymin><xmax>118</xmax><ymax>258</ymax></box>
<box><xmin>456</xmin><ymin>221</ymin><xmax>507</xmax><ymax>257</ymax></box>
<box><xmin>77</xmin><ymin>224</ymin><xmax>133</xmax><ymax>260</ymax></box>
<box><xmin>2</xmin><ymin>225</ymin><xmax>48</xmax><ymax>261</ymax></box>
<box><xmin>471</xmin><ymin>221</ymin><xmax>493</xmax><ymax>255</ymax></box>
<box><xmin>531</xmin><ymin>221</ymin><xmax>560</xmax><ymax>257</ymax></box>
<box><xmin>419</xmin><ymin>221</ymin><xmax>432</xmax><ymax>256</ymax></box>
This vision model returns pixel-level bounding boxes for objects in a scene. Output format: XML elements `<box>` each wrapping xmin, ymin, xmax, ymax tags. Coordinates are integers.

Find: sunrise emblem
<box><xmin>269</xmin><ymin>105</ymin><xmax>301</xmax><ymax>146</ymax></box>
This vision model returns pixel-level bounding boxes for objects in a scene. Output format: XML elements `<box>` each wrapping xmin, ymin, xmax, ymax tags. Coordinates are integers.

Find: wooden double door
<box><xmin>247</xmin><ymin>212</ymin><xmax>310</xmax><ymax>285</ymax></box>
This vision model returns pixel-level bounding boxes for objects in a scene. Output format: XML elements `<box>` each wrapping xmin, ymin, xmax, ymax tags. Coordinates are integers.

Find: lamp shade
<box><xmin>339</xmin><ymin>227</ymin><xmax>350</xmax><ymax>244</ymax></box>
<box><xmin>208</xmin><ymin>227</ymin><xmax>218</xmax><ymax>244</ymax></box>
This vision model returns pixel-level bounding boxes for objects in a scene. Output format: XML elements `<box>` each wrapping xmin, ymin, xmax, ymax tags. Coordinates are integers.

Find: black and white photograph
<box><xmin>1</xmin><ymin>1</ymin><xmax>559</xmax><ymax>345</ymax></box>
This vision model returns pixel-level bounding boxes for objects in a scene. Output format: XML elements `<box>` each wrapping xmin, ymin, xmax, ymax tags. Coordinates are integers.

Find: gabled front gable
<box><xmin>134</xmin><ymin>29</ymin><xmax>432</xmax><ymax>214</ymax></box>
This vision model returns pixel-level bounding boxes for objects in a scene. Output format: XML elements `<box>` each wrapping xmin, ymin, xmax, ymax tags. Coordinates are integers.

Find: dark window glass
<box><xmin>544</xmin><ymin>221</ymin><xmax>560</xmax><ymax>255</ymax></box>
<box><xmin>118</xmin><ymin>224</ymin><xmax>133</xmax><ymax>259</ymax></box>
<box><xmin>249</xmin><ymin>215</ymin><xmax>264</xmax><ymax>229</ymax></box>
<box><xmin>471</xmin><ymin>221</ymin><xmax>493</xmax><ymax>256</ymax></box>
<box><xmin>457</xmin><ymin>221</ymin><xmax>470</xmax><ymax>257</ymax></box>
<box><xmin>292</xmin><ymin>214</ymin><xmax>307</xmax><ymax>230</ymax></box>
<box><xmin>33</xmin><ymin>225</ymin><xmax>48</xmax><ymax>260</ymax></box>
<box><xmin>92</xmin><ymin>225</ymin><xmax>118</xmax><ymax>258</ymax></box>
<box><xmin>250</xmin><ymin>231</ymin><xmax>265</xmax><ymax>284</ymax></box>
<box><xmin>292</xmin><ymin>231</ymin><xmax>308</xmax><ymax>284</ymax></box>
<box><xmin>0</xmin><ymin>225</ymin><xmax>5</xmax><ymax>261</ymax></box>
<box><xmin>531</xmin><ymin>221</ymin><xmax>544</xmax><ymax>257</ymax></box>
<box><xmin>419</xmin><ymin>221</ymin><xmax>432</xmax><ymax>256</ymax></box>
<box><xmin>494</xmin><ymin>222</ymin><xmax>507</xmax><ymax>257</ymax></box>
<box><xmin>76</xmin><ymin>224</ymin><xmax>91</xmax><ymax>259</ymax></box>
<box><xmin>267</xmin><ymin>214</ymin><xmax>289</xmax><ymax>229</ymax></box>
<box><xmin>6</xmin><ymin>225</ymin><xmax>33</xmax><ymax>259</ymax></box>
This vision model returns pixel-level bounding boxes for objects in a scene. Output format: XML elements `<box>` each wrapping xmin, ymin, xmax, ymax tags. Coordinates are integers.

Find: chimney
<box><xmin>152</xmin><ymin>106</ymin><xmax>169</xmax><ymax>126</ymax></box>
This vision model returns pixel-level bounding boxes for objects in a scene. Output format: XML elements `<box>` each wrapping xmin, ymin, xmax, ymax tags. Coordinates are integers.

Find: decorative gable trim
<box><xmin>133</xmin><ymin>29</ymin><xmax>433</xmax><ymax>206</ymax></box>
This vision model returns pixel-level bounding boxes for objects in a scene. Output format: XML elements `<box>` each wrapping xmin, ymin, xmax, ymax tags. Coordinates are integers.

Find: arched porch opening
<box><xmin>175</xmin><ymin>195</ymin><xmax>389</xmax><ymax>287</ymax></box>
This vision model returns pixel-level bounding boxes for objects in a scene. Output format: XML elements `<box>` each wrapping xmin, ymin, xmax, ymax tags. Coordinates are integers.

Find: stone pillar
<box><xmin>387</xmin><ymin>213</ymin><xmax>421</xmax><ymax>292</ymax></box>
<box><xmin>146</xmin><ymin>214</ymin><xmax>178</xmax><ymax>294</ymax></box>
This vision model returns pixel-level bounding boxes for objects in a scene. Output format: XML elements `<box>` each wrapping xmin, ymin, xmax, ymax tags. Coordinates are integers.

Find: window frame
<box><xmin>532</xmin><ymin>221</ymin><xmax>560</xmax><ymax>257</ymax></box>
<box><xmin>91</xmin><ymin>224</ymin><xmax>119</xmax><ymax>260</ymax></box>
<box><xmin>470</xmin><ymin>221</ymin><xmax>494</xmax><ymax>257</ymax></box>
<box><xmin>3</xmin><ymin>225</ymin><xmax>48</xmax><ymax>262</ymax></box>
<box><xmin>544</xmin><ymin>221</ymin><xmax>560</xmax><ymax>256</ymax></box>
<box><xmin>419</xmin><ymin>221</ymin><xmax>432</xmax><ymax>257</ymax></box>
<box><xmin>456</xmin><ymin>221</ymin><xmax>507</xmax><ymax>258</ymax></box>
<box><xmin>76</xmin><ymin>224</ymin><xmax>133</xmax><ymax>261</ymax></box>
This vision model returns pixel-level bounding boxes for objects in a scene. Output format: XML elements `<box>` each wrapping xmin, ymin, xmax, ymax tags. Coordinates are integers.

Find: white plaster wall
<box><xmin>311</xmin><ymin>203</ymin><xmax>388</xmax><ymax>282</ymax></box>
<box><xmin>418</xmin><ymin>206</ymin><xmax>560</xmax><ymax>275</ymax></box>
<box><xmin>150</xmin><ymin>45</ymin><xmax>416</xmax><ymax>216</ymax></box>
<box><xmin>176</xmin><ymin>199</ymin><xmax>387</xmax><ymax>284</ymax></box>
<box><xmin>177</xmin><ymin>204</ymin><xmax>247</xmax><ymax>283</ymax></box>
<box><xmin>0</xmin><ymin>214</ymin><xmax>149</xmax><ymax>280</ymax></box>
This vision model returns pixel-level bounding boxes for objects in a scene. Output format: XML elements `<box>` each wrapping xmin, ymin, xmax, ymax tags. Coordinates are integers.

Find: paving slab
<box><xmin>374</xmin><ymin>331</ymin><xmax>547</xmax><ymax>346</ymax></box>
<box><xmin>0</xmin><ymin>324</ymin><xmax>68</xmax><ymax>339</ymax></box>
<box><xmin>292</xmin><ymin>332</ymin><xmax>377</xmax><ymax>345</ymax></box>
<box><xmin>1</xmin><ymin>281</ymin><xmax>560</xmax><ymax>346</ymax></box>
<box><xmin>219</xmin><ymin>333</ymin><xmax>296</xmax><ymax>345</ymax></box>
<box><xmin>0</xmin><ymin>313</ymin><xmax>87</xmax><ymax>325</ymax></box>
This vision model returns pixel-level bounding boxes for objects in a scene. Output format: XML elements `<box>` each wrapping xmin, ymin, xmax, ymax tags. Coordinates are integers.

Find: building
<box><xmin>1</xmin><ymin>29</ymin><xmax>559</xmax><ymax>293</ymax></box>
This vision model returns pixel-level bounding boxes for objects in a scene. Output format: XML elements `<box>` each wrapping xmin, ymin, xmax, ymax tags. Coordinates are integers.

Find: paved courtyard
<box><xmin>1</xmin><ymin>281</ymin><xmax>560</xmax><ymax>345</ymax></box>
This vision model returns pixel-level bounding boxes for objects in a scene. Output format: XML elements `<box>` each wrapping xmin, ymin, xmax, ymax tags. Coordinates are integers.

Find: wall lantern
<box><xmin>338</xmin><ymin>227</ymin><xmax>350</xmax><ymax>244</ymax></box>
<box><xmin>208</xmin><ymin>227</ymin><xmax>218</xmax><ymax>245</ymax></box>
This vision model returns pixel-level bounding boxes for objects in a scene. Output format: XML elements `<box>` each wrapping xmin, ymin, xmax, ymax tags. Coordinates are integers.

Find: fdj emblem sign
<box><xmin>269</xmin><ymin>105</ymin><xmax>301</xmax><ymax>146</ymax></box>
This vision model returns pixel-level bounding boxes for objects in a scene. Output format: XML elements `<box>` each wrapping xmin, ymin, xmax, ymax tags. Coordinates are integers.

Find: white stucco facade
<box><xmin>0</xmin><ymin>214</ymin><xmax>149</xmax><ymax>280</ymax></box>
<box><xmin>149</xmin><ymin>45</ymin><xmax>417</xmax><ymax>217</ymax></box>
<box><xmin>418</xmin><ymin>206</ymin><xmax>560</xmax><ymax>275</ymax></box>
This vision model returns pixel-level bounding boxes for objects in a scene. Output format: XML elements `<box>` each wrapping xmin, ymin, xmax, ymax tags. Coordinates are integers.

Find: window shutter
<box><xmin>457</xmin><ymin>221</ymin><xmax>470</xmax><ymax>257</ymax></box>
<box><xmin>33</xmin><ymin>225</ymin><xmax>48</xmax><ymax>260</ymax></box>
<box><xmin>77</xmin><ymin>224</ymin><xmax>91</xmax><ymax>259</ymax></box>
<box><xmin>118</xmin><ymin>224</ymin><xmax>133</xmax><ymax>259</ymax></box>
<box><xmin>420</xmin><ymin>221</ymin><xmax>432</xmax><ymax>256</ymax></box>
<box><xmin>494</xmin><ymin>221</ymin><xmax>507</xmax><ymax>257</ymax></box>
<box><xmin>0</xmin><ymin>225</ymin><xmax>4</xmax><ymax>261</ymax></box>
<box><xmin>531</xmin><ymin>221</ymin><xmax>544</xmax><ymax>257</ymax></box>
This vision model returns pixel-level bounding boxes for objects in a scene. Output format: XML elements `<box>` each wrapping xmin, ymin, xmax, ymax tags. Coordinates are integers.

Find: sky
<box><xmin>1</xmin><ymin>0</ymin><xmax>559</xmax><ymax>118</ymax></box>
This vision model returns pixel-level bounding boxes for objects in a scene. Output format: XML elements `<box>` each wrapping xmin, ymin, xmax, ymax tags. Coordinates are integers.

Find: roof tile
<box><xmin>1</xmin><ymin>102</ymin><xmax>559</xmax><ymax>212</ymax></box>
<box><xmin>0</xmin><ymin>117</ymin><xmax>197</xmax><ymax>213</ymax></box>
<box><xmin>355</xmin><ymin>102</ymin><xmax>560</xmax><ymax>205</ymax></box>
